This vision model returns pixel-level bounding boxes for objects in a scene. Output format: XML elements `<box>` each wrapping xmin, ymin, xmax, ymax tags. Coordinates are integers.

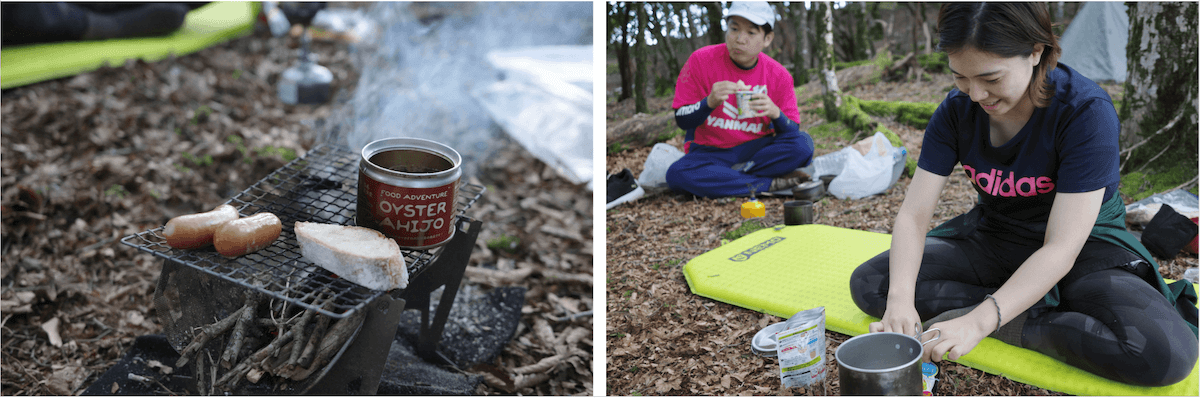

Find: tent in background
<box><xmin>1058</xmin><ymin>2</ymin><xmax>1129</xmax><ymax>83</ymax></box>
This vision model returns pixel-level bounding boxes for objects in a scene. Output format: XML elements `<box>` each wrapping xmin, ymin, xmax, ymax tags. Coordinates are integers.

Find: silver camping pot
<box><xmin>835</xmin><ymin>327</ymin><xmax>940</xmax><ymax>396</ymax></box>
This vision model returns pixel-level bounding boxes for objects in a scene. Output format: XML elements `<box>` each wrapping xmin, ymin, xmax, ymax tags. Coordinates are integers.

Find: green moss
<box><xmin>825</xmin><ymin>95</ymin><xmax>921</xmax><ymax>175</ymax></box>
<box><xmin>486</xmin><ymin>234</ymin><xmax>520</xmax><ymax>252</ymax></box>
<box><xmin>868</xmin><ymin>51</ymin><xmax>894</xmax><ymax>84</ymax></box>
<box><xmin>655</xmin><ymin>128</ymin><xmax>684</xmax><ymax>143</ymax></box>
<box><xmin>917</xmin><ymin>53</ymin><xmax>949</xmax><ymax>74</ymax></box>
<box><xmin>104</xmin><ymin>184</ymin><xmax>128</xmax><ymax>198</ymax></box>
<box><xmin>1120</xmin><ymin>167</ymin><xmax>1199</xmax><ymax>202</ymax></box>
<box><xmin>723</xmin><ymin>219</ymin><xmax>766</xmax><ymax>241</ymax></box>
<box><xmin>834</xmin><ymin>59</ymin><xmax>874</xmax><ymax>70</ymax></box>
<box><xmin>857</xmin><ymin>99</ymin><xmax>938</xmax><ymax>130</ymax></box>
<box><xmin>807</xmin><ymin>120</ymin><xmax>852</xmax><ymax>141</ymax></box>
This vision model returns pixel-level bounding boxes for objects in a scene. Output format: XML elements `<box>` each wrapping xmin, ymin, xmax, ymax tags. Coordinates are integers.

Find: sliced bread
<box><xmin>295</xmin><ymin>221</ymin><xmax>407</xmax><ymax>291</ymax></box>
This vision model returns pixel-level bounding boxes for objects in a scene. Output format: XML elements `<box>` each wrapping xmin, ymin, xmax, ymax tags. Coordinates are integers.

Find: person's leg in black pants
<box><xmin>1023</xmin><ymin>264</ymin><xmax>1198</xmax><ymax>387</ymax></box>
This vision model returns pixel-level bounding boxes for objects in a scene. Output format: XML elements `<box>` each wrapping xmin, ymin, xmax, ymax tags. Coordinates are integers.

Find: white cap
<box><xmin>727</xmin><ymin>1</ymin><xmax>776</xmax><ymax>29</ymax></box>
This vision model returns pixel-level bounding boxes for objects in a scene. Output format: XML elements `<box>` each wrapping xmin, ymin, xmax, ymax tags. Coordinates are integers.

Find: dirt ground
<box><xmin>604</xmin><ymin>76</ymin><xmax>1194</xmax><ymax>395</ymax></box>
<box><xmin>1</xmin><ymin>11</ymin><xmax>591</xmax><ymax>396</ymax></box>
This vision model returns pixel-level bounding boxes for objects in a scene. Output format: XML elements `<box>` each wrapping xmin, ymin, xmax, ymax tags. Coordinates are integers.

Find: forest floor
<box><xmin>604</xmin><ymin>73</ymin><xmax>1195</xmax><ymax>395</ymax></box>
<box><xmin>1</xmin><ymin>10</ymin><xmax>592</xmax><ymax>396</ymax></box>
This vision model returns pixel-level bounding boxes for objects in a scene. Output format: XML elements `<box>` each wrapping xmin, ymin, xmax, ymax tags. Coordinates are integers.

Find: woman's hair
<box><xmin>937</xmin><ymin>3</ymin><xmax>1061</xmax><ymax>107</ymax></box>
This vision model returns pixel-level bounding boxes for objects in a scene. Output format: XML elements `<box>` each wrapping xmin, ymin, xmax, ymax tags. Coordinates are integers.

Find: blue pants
<box><xmin>666</xmin><ymin>130</ymin><xmax>813</xmax><ymax>198</ymax></box>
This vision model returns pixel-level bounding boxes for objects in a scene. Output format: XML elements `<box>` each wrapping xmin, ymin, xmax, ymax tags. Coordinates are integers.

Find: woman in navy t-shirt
<box><xmin>848</xmin><ymin>3</ymin><xmax>1197</xmax><ymax>386</ymax></box>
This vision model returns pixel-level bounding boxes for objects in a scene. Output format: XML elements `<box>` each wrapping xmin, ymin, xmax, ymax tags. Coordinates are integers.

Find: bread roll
<box><xmin>295</xmin><ymin>222</ymin><xmax>408</xmax><ymax>290</ymax></box>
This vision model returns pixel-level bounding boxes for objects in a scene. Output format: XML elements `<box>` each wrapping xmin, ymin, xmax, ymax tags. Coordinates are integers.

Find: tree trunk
<box><xmin>635</xmin><ymin>3</ymin><xmax>648</xmax><ymax>113</ymax></box>
<box><xmin>904</xmin><ymin>3</ymin><xmax>921</xmax><ymax>54</ymax></box>
<box><xmin>820</xmin><ymin>2</ymin><xmax>842</xmax><ymax>121</ymax></box>
<box><xmin>794</xmin><ymin>3</ymin><xmax>810</xmax><ymax>84</ymax></box>
<box><xmin>648</xmin><ymin>3</ymin><xmax>680</xmax><ymax>76</ymax></box>
<box><xmin>705</xmin><ymin>2</ymin><xmax>724</xmax><ymax>45</ymax></box>
<box><xmin>855</xmin><ymin>2</ymin><xmax>872</xmax><ymax>60</ymax></box>
<box><xmin>920</xmin><ymin>3</ymin><xmax>931</xmax><ymax>54</ymax></box>
<box><xmin>774</xmin><ymin>3</ymin><xmax>793</xmax><ymax>63</ymax></box>
<box><xmin>679</xmin><ymin>6</ymin><xmax>695</xmax><ymax>42</ymax></box>
<box><xmin>614</xmin><ymin>2</ymin><xmax>634</xmax><ymax>101</ymax></box>
<box><xmin>1119</xmin><ymin>2</ymin><xmax>1198</xmax><ymax>178</ymax></box>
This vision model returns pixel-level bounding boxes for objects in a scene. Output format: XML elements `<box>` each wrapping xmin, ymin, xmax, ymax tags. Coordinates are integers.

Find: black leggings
<box><xmin>849</xmin><ymin>235</ymin><xmax>1198</xmax><ymax>387</ymax></box>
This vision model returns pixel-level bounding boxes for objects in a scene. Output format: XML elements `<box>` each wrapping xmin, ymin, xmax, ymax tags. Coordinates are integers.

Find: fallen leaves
<box><xmin>2</xmin><ymin>6</ymin><xmax>591</xmax><ymax>395</ymax></box>
<box><xmin>604</xmin><ymin>77</ymin><xmax>1138</xmax><ymax>396</ymax></box>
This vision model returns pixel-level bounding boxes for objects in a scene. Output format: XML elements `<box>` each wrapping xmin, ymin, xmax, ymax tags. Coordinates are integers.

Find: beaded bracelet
<box><xmin>984</xmin><ymin>294</ymin><xmax>1002</xmax><ymax>333</ymax></box>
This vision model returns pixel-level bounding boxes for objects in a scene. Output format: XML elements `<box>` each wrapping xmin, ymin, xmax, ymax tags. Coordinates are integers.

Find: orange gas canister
<box><xmin>741</xmin><ymin>199</ymin><xmax>765</xmax><ymax>218</ymax></box>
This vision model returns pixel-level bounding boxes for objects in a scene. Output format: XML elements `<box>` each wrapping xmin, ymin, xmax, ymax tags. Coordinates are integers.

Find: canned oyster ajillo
<box><xmin>358</xmin><ymin>138</ymin><xmax>461</xmax><ymax>249</ymax></box>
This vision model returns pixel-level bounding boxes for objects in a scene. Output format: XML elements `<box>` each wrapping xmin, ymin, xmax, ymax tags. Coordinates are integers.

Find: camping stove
<box><xmin>278</xmin><ymin>28</ymin><xmax>333</xmax><ymax>105</ymax></box>
<box><xmin>121</xmin><ymin>144</ymin><xmax>485</xmax><ymax>394</ymax></box>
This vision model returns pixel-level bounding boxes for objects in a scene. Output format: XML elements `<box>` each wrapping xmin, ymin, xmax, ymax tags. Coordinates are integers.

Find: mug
<box><xmin>783</xmin><ymin>200</ymin><xmax>817</xmax><ymax>225</ymax></box>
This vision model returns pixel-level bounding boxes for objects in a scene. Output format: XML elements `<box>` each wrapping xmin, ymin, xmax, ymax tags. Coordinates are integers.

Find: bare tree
<box><xmin>794</xmin><ymin>2</ymin><xmax>810</xmax><ymax>84</ymax></box>
<box><xmin>705</xmin><ymin>2</ymin><xmax>724</xmax><ymax>45</ymax></box>
<box><xmin>610</xmin><ymin>2</ymin><xmax>634</xmax><ymax>101</ymax></box>
<box><xmin>647</xmin><ymin>3</ymin><xmax>681</xmax><ymax>76</ymax></box>
<box><xmin>820</xmin><ymin>1</ymin><xmax>842</xmax><ymax>120</ymax></box>
<box><xmin>635</xmin><ymin>3</ymin><xmax>648</xmax><ymax>113</ymax></box>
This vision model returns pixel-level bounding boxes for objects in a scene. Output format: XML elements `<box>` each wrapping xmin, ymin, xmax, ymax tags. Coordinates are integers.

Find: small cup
<box><xmin>783</xmin><ymin>200</ymin><xmax>817</xmax><ymax>225</ymax></box>
<box><xmin>736</xmin><ymin>90</ymin><xmax>755</xmax><ymax>118</ymax></box>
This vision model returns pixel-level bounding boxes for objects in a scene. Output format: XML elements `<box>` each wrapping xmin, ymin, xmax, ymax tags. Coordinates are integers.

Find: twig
<box><xmin>289</xmin><ymin>289</ymin><xmax>329</xmax><ymax>364</ymax></box>
<box><xmin>512</xmin><ymin>354</ymin><xmax>567</xmax><ymax>374</ymax></box>
<box><xmin>1134</xmin><ymin>135</ymin><xmax>1175</xmax><ymax>173</ymax></box>
<box><xmin>297</xmin><ymin>303</ymin><xmax>335</xmax><ymax>368</ymax></box>
<box><xmin>221</xmin><ymin>293</ymin><xmax>261</xmax><ymax>369</ymax></box>
<box><xmin>177</xmin><ymin>306</ymin><xmax>247</xmax><ymax>367</ymax></box>
<box><xmin>550</xmin><ymin>310</ymin><xmax>594</xmax><ymax>322</ymax></box>
<box><xmin>1119</xmin><ymin>109</ymin><xmax>1187</xmax><ymax>172</ymax></box>
<box><xmin>207</xmin><ymin>351</ymin><xmax>218</xmax><ymax>394</ymax></box>
<box><xmin>1171</xmin><ymin>175</ymin><xmax>1199</xmax><ymax>192</ymax></box>
<box><xmin>197</xmin><ymin>353</ymin><xmax>206</xmax><ymax>396</ymax></box>
<box><xmin>479</xmin><ymin>370</ymin><xmax>515</xmax><ymax>393</ymax></box>
<box><xmin>513</xmin><ymin>372</ymin><xmax>552</xmax><ymax>390</ymax></box>
<box><xmin>284</xmin><ymin>309</ymin><xmax>364</xmax><ymax>381</ymax></box>
<box><xmin>78</xmin><ymin>237</ymin><xmax>117</xmax><ymax>255</ymax></box>
<box><xmin>540</xmin><ymin>270</ymin><xmax>593</xmax><ymax>285</ymax></box>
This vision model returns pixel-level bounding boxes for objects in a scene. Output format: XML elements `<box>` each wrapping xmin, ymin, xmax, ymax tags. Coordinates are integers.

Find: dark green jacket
<box><xmin>928</xmin><ymin>194</ymin><xmax>1198</xmax><ymax>335</ymax></box>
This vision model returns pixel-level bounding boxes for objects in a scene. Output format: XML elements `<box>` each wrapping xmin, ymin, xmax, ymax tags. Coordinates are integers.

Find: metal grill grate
<box><xmin>121</xmin><ymin>144</ymin><xmax>484</xmax><ymax>319</ymax></box>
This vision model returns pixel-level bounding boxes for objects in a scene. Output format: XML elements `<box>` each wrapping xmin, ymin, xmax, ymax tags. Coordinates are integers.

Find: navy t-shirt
<box><xmin>919</xmin><ymin>63</ymin><xmax>1121</xmax><ymax>238</ymax></box>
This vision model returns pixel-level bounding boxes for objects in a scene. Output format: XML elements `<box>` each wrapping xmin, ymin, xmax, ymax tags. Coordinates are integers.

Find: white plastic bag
<box><xmin>828</xmin><ymin>132</ymin><xmax>896</xmax><ymax>200</ymax></box>
<box><xmin>1125</xmin><ymin>189</ymin><xmax>1200</xmax><ymax>226</ymax></box>
<box><xmin>637</xmin><ymin>143</ymin><xmax>685</xmax><ymax>189</ymax></box>
<box><xmin>474</xmin><ymin>45</ymin><xmax>593</xmax><ymax>189</ymax></box>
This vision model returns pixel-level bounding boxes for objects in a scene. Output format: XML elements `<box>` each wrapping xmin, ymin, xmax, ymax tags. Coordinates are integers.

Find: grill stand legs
<box><xmin>311</xmin><ymin>218</ymin><xmax>482</xmax><ymax>394</ymax></box>
<box><xmin>400</xmin><ymin>218</ymin><xmax>483</xmax><ymax>366</ymax></box>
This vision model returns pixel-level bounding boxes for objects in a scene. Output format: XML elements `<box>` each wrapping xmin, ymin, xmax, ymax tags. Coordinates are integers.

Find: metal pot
<box><xmin>792</xmin><ymin>180</ymin><xmax>825</xmax><ymax>201</ymax></box>
<box><xmin>835</xmin><ymin>329</ymin><xmax>939</xmax><ymax>396</ymax></box>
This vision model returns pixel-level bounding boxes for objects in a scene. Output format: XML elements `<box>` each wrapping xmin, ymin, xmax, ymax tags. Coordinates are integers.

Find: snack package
<box><xmin>735</xmin><ymin>85</ymin><xmax>769</xmax><ymax>119</ymax></box>
<box><xmin>777</xmin><ymin>307</ymin><xmax>826</xmax><ymax>390</ymax></box>
<box><xmin>922</xmin><ymin>362</ymin><xmax>938</xmax><ymax>396</ymax></box>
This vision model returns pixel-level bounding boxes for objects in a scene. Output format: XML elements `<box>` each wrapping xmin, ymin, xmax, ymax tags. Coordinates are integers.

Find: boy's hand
<box><xmin>707</xmin><ymin>81</ymin><xmax>739</xmax><ymax>109</ymax></box>
<box><xmin>749</xmin><ymin>92</ymin><xmax>781</xmax><ymax>119</ymax></box>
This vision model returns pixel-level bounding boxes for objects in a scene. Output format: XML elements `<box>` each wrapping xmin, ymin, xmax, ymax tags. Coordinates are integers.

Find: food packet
<box><xmin>777</xmin><ymin>307</ymin><xmax>826</xmax><ymax>390</ymax></box>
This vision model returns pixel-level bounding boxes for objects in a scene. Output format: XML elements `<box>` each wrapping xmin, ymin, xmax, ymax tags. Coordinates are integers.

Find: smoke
<box><xmin>322</xmin><ymin>2</ymin><xmax>592</xmax><ymax>176</ymax></box>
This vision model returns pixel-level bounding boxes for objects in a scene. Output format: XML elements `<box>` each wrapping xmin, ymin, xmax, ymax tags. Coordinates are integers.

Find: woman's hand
<box><xmin>921</xmin><ymin>310</ymin><xmax>993</xmax><ymax>363</ymax></box>
<box><xmin>707</xmin><ymin>81</ymin><xmax>740</xmax><ymax>109</ymax></box>
<box><xmin>869</xmin><ymin>303</ymin><xmax>922</xmax><ymax>337</ymax></box>
<box><xmin>749</xmin><ymin>92</ymin><xmax>781</xmax><ymax>119</ymax></box>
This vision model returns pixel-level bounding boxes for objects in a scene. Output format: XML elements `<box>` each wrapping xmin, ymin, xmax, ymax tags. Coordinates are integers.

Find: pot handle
<box><xmin>917</xmin><ymin>328</ymin><xmax>941</xmax><ymax>347</ymax></box>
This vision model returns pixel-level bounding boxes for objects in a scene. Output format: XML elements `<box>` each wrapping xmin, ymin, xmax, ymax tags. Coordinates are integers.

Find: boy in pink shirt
<box><xmin>667</xmin><ymin>1</ymin><xmax>814</xmax><ymax>198</ymax></box>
